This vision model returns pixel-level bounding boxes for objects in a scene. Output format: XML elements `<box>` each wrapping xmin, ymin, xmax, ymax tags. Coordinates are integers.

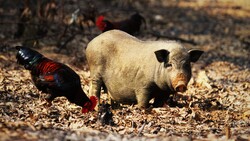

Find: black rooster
<box><xmin>96</xmin><ymin>13</ymin><xmax>146</xmax><ymax>35</ymax></box>
<box><xmin>16</xmin><ymin>46</ymin><xmax>97</xmax><ymax>113</ymax></box>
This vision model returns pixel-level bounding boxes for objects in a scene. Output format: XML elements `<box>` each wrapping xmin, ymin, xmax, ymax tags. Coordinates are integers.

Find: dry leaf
<box><xmin>195</xmin><ymin>71</ymin><xmax>212</xmax><ymax>89</ymax></box>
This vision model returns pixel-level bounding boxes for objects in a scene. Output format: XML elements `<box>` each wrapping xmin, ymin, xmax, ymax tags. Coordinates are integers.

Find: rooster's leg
<box><xmin>45</xmin><ymin>89</ymin><xmax>58</xmax><ymax>106</ymax></box>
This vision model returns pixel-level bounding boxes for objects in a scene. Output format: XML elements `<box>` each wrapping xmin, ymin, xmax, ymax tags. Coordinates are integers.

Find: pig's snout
<box><xmin>174</xmin><ymin>81</ymin><xmax>187</xmax><ymax>92</ymax></box>
<box><xmin>172</xmin><ymin>73</ymin><xmax>188</xmax><ymax>93</ymax></box>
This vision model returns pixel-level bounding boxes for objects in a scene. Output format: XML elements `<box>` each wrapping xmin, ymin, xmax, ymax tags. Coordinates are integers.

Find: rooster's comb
<box><xmin>82</xmin><ymin>96</ymin><xmax>98</xmax><ymax>113</ymax></box>
<box><xmin>96</xmin><ymin>15</ymin><xmax>106</xmax><ymax>31</ymax></box>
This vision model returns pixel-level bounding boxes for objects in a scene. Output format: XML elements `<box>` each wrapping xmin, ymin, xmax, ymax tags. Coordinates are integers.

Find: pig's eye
<box><xmin>164</xmin><ymin>63</ymin><xmax>172</xmax><ymax>68</ymax></box>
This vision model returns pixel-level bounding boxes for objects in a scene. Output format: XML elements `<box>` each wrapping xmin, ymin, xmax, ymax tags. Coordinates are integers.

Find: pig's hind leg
<box><xmin>89</xmin><ymin>75</ymin><xmax>104</xmax><ymax>108</ymax></box>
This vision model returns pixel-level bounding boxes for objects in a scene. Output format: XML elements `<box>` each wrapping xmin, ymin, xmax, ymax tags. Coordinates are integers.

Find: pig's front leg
<box><xmin>135</xmin><ymin>88</ymin><xmax>151</xmax><ymax>108</ymax></box>
<box><xmin>153</xmin><ymin>94</ymin><xmax>168</xmax><ymax>107</ymax></box>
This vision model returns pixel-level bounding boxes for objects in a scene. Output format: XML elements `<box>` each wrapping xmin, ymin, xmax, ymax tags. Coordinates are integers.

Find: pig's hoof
<box><xmin>166</xmin><ymin>98</ymin><xmax>178</xmax><ymax>107</ymax></box>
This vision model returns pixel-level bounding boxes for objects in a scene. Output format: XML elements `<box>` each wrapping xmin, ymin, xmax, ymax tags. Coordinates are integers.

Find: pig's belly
<box><xmin>109</xmin><ymin>90</ymin><xmax>137</xmax><ymax>104</ymax></box>
<box><xmin>105</xmin><ymin>82</ymin><xmax>138</xmax><ymax>104</ymax></box>
<box><xmin>102</xmin><ymin>66</ymin><xmax>145</xmax><ymax>104</ymax></box>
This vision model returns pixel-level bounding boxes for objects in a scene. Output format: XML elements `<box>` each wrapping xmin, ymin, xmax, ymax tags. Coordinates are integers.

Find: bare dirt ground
<box><xmin>0</xmin><ymin>0</ymin><xmax>249</xmax><ymax>140</ymax></box>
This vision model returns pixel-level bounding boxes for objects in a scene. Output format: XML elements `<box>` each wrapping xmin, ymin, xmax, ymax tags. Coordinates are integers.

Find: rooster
<box><xmin>96</xmin><ymin>13</ymin><xmax>146</xmax><ymax>35</ymax></box>
<box><xmin>16</xmin><ymin>46</ymin><xmax>97</xmax><ymax>113</ymax></box>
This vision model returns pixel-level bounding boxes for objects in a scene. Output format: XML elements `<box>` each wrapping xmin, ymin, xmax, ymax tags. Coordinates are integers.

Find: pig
<box><xmin>86</xmin><ymin>30</ymin><xmax>203</xmax><ymax>108</ymax></box>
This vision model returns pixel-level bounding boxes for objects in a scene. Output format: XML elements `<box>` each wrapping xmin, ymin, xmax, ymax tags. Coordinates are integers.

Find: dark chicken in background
<box><xmin>96</xmin><ymin>13</ymin><xmax>146</xmax><ymax>35</ymax></box>
<box><xmin>16</xmin><ymin>46</ymin><xmax>97</xmax><ymax>113</ymax></box>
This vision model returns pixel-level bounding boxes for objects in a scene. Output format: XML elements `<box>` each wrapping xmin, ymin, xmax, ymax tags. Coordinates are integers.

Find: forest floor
<box><xmin>0</xmin><ymin>0</ymin><xmax>249</xmax><ymax>141</ymax></box>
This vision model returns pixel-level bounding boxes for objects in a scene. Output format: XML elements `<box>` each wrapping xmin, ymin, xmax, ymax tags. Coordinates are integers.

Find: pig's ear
<box><xmin>188</xmin><ymin>50</ymin><xmax>204</xmax><ymax>62</ymax></box>
<box><xmin>154</xmin><ymin>49</ymin><xmax>170</xmax><ymax>63</ymax></box>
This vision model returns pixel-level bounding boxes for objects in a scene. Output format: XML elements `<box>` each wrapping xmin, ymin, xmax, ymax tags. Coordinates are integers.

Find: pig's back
<box><xmin>87</xmin><ymin>30</ymin><xmax>142</xmax><ymax>56</ymax></box>
<box><xmin>87</xmin><ymin>30</ymin><xmax>184</xmax><ymax>58</ymax></box>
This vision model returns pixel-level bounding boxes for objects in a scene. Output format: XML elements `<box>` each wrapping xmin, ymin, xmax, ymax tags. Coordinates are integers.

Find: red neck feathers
<box><xmin>82</xmin><ymin>96</ymin><xmax>98</xmax><ymax>113</ymax></box>
<box><xmin>96</xmin><ymin>15</ymin><xmax>106</xmax><ymax>31</ymax></box>
<box><xmin>35</xmin><ymin>59</ymin><xmax>62</xmax><ymax>74</ymax></box>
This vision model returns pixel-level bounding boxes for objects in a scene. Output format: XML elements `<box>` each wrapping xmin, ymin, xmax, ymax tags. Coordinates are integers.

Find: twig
<box><xmin>58</xmin><ymin>33</ymin><xmax>77</xmax><ymax>51</ymax></box>
<box><xmin>57</xmin><ymin>25</ymin><xmax>69</xmax><ymax>43</ymax></box>
<box><xmin>225</xmin><ymin>125</ymin><xmax>231</xmax><ymax>139</ymax></box>
<box><xmin>137</xmin><ymin>120</ymin><xmax>147</xmax><ymax>136</ymax></box>
<box><xmin>150</xmin><ymin>31</ymin><xmax>197</xmax><ymax>45</ymax></box>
